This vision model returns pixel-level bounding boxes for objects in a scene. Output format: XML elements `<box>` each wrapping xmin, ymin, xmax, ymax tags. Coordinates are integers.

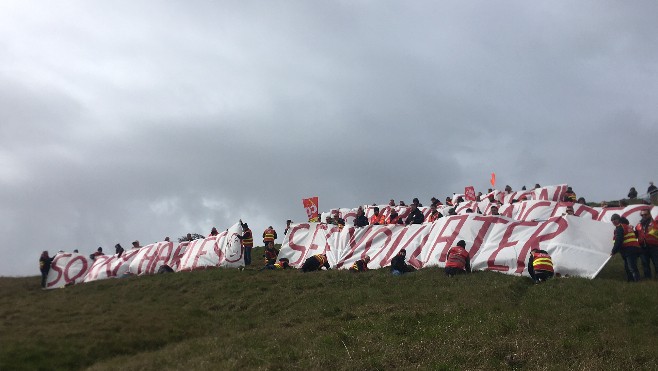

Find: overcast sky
<box><xmin>1</xmin><ymin>1</ymin><xmax>657</xmax><ymax>276</ymax></box>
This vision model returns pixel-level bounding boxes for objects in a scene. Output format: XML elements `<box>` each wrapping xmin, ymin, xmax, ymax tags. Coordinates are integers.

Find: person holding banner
<box><xmin>636</xmin><ymin>210</ymin><xmax>658</xmax><ymax>279</ymax></box>
<box><xmin>355</xmin><ymin>207</ymin><xmax>369</xmax><ymax>227</ymax></box>
<box><xmin>405</xmin><ymin>204</ymin><xmax>425</xmax><ymax>225</ymax></box>
<box><xmin>349</xmin><ymin>256</ymin><xmax>371</xmax><ymax>272</ymax></box>
<box><xmin>426</xmin><ymin>205</ymin><xmax>443</xmax><ymax>223</ymax></box>
<box><xmin>445</xmin><ymin>240</ymin><xmax>471</xmax><ymax>277</ymax></box>
<box><xmin>237</xmin><ymin>220</ymin><xmax>254</xmax><ymax>266</ymax></box>
<box><xmin>263</xmin><ymin>226</ymin><xmax>277</xmax><ymax>247</ymax></box>
<box><xmin>390</xmin><ymin>249</ymin><xmax>416</xmax><ymax>275</ymax></box>
<box><xmin>370</xmin><ymin>207</ymin><xmax>383</xmax><ymax>225</ymax></box>
<box><xmin>301</xmin><ymin>254</ymin><xmax>330</xmax><ymax>272</ymax></box>
<box><xmin>527</xmin><ymin>248</ymin><xmax>554</xmax><ymax>283</ymax></box>
<box><xmin>610</xmin><ymin>214</ymin><xmax>641</xmax><ymax>282</ymax></box>
<box><xmin>39</xmin><ymin>251</ymin><xmax>55</xmax><ymax>288</ymax></box>
<box><xmin>386</xmin><ymin>209</ymin><xmax>403</xmax><ymax>225</ymax></box>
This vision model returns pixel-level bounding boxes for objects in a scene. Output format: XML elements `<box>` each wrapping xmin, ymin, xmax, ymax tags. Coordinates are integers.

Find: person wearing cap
<box><xmin>263</xmin><ymin>226</ymin><xmax>277</xmax><ymax>247</ymax></box>
<box><xmin>445</xmin><ymin>240</ymin><xmax>471</xmax><ymax>277</ymax></box>
<box><xmin>527</xmin><ymin>248</ymin><xmax>554</xmax><ymax>283</ymax></box>
<box><xmin>405</xmin><ymin>204</ymin><xmax>425</xmax><ymax>225</ymax></box>
<box><xmin>635</xmin><ymin>209</ymin><xmax>658</xmax><ymax>279</ymax></box>
<box><xmin>349</xmin><ymin>256</ymin><xmax>371</xmax><ymax>272</ymax></box>
<box><xmin>301</xmin><ymin>254</ymin><xmax>330</xmax><ymax>272</ymax></box>
<box><xmin>237</xmin><ymin>220</ymin><xmax>254</xmax><ymax>266</ymax></box>
<box><xmin>390</xmin><ymin>249</ymin><xmax>416</xmax><ymax>275</ymax></box>
<box><xmin>610</xmin><ymin>214</ymin><xmax>641</xmax><ymax>282</ymax></box>
<box><xmin>89</xmin><ymin>247</ymin><xmax>104</xmax><ymax>261</ymax></box>
<box><xmin>489</xmin><ymin>204</ymin><xmax>500</xmax><ymax>216</ymax></box>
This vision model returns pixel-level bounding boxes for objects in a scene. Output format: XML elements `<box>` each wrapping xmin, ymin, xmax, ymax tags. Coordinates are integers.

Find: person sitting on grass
<box><xmin>390</xmin><ymin>249</ymin><xmax>416</xmax><ymax>275</ymax></box>
<box><xmin>261</xmin><ymin>258</ymin><xmax>291</xmax><ymax>271</ymax></box>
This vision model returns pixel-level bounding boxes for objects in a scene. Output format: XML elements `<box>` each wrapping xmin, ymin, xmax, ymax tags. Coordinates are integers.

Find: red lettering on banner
<box><xmin>337</xmin><ymin>226</ymin><xmax>390</xmax><ymax>268</ymax></box>
<box><xmin>470</xmin><ymin>216</ymin><xmax>510</xmax><ymax>258</ymax></box>
<box><xmin>288</xmin><ymin>224</ymin><xmax>311</xmax><ymax>265</ymax></box>
<box><xmin>47</xmin><ymin>255</ymin><xmax>65</xmax><ymax>287</ymax></box>
<box><xmin>168</xmin><ymin>242</ymin><xmax>189</xmax><ymax>270</ymax></box>
<box><xmin>137</xmin><ymin>245</ymin><xmax>158</xmax><ymax>275</ymax></box>
<box><xmin>597</xmin><ymin>207</ymin><xmax>623</xmax><ymax>222</ymax></box>
<box><xmin>622</xmin><ymin>205</ymin><xmax>651</xmax><ymax>220</ymax></box>
<box><xmin>212</xmin><ymin>237</ymin><xmax>226</xmax><ymax>264</ymax></box>
<box><xmin>574</xmin><ymin>205</ymin><xmax>599</xmax><ymax>219</ymax></box>
<box><xmin>426</xmin><ymin>215</ymin><xmax>468</xmax><ymax>264</ymax></box>
<box><xmin>406</xmin><ymin>226</ymin><xmax>433</xmax><ymax>268</ymax></box>
<box><xmin>515</xmin><ymin>217</ymin><xmax>568</xmax><ymax>273</ymax></box>
<box><xmin>487</xmin><ymin>221</ymin><xmax>539</xmax><ymax>272</ymax></box>
<box><xmin>519</xmin><ymin>201</ymin><xmax>553</xmax><ymax>221</ymax></box>
<box><xmin>149</xmin><ymin>243</ymin><xmax>174</xmax><ymax>273</ymax></box>
<box><xmin>64</xmin><ymin>256</ymin><xmax>88</xmax><ymax>283</ymax></box>
<box><xmin>192</xmin><ymin>237</ymin><xmax>216</xmax><ymax>269</ymax></box>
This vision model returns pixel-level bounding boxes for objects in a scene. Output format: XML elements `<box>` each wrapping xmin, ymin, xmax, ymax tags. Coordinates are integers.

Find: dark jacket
<box><xmin>405</xmin><ymin>209</ymin><xmax>425</xmax><ymax>225</ymax></box>
<box><xmin>354</xmin><ymin>214</ymin><xmax>369</xmax><ymax>227</ymax></box>
<box><xmin>390</xmin><ymin>255</ymin><xmax>415</xmax><ymax>273</ymax></box>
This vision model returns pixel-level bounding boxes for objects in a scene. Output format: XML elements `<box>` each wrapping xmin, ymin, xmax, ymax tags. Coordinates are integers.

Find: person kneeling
<box><xmin>349</xmin><ymin>256</ymin><xmax>371</xmax><ymax>272</ymax></box>
<box><xmin>390</xmin><ymin>249</ymin><xmax>416</xmax><ymax>275</ymax></box>
<box><xmin>528</xmin><ymin>248</ymin><xmax>554</xmax><ymax>283</ymax></box>
<box><xmin>301</xmin><ymin>254</ymin><xmax>330</xmax><ymax>272</ymax></box>
<box><xmin>445</xmin><ymin>240</ymin><xmax>471</xmax><ymax>276</ymax></box>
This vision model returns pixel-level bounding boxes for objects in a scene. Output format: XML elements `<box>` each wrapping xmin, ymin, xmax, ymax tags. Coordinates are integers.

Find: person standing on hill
<box><xmin>445</xmin><ymin>240</ymin><xmax>471</xmax><ymax>277</ymax></box>
<box><xmin>628</xmin><ymin>187</ymin><xmax>638</xmax><ymax>199</ymax></box>
<box><xmin>563</xmin><ymin>187</ymin><xmax>577</xmax><ymax>202</ymax></box>
<box><xmin>115</xmin><ymin>243</ymin><xmax>124</xmax><ymax>257</ymax></box>
<box><xmin>263</xmin><ymin>226</ymin><xmax>277</xmax><ymax>247</ymax></box>
<box><xmin>39</xmin><ymin>251</ymin><xmax>55</xmax><ymax>288</ymax></box>
<box><xmin>610</xmin><ymin>214</ymin><xmax>641</xmax><ymax>282</ymax></box>
<box><xmin>636</xmin><ymin>209</ymin><xmax>658</xmax><ymax>279</ymax></box>
<box><xmin>527</xmin><ymin>248</ymin><xmax>554</xmax><ymax>283</ymax></box>
<box><xmin>390</xmin><ymin>249</ymin><xmax>416</xmax><ymax>275</ymax></box>
<box><xmin>301</xmin><ymin>254</ymin><xmax>330</xmax><ymax>272</ymax></box>
<box><xmin>237</xmin><ymin>220</ymin><xmax>254</xmax><ymax>266</ymax></box>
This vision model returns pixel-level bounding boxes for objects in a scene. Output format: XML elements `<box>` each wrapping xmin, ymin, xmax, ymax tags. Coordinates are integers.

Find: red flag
<box><xmin>490</xmin><ymin>173</ymin><xmax>496</xmax><ymax>187</ymax></box>
<box><xmin>465</xmin><ymin>186</ymin><xmax>476</xmax><ymax>201</ymax></box>
<box><xmin>302</xmin><ymin>197</ymin><xmax>319</xmax><ymax>222</ymax></box>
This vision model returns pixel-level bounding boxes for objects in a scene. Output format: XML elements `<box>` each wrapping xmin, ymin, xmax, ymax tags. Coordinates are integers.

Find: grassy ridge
<box><xmin>1</xmin><ymin>249</ymin><xmax>657</xmax><ymax>370</ymax></box>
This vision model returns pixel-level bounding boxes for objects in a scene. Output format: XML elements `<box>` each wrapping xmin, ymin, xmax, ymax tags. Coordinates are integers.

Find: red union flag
<box><xmin>465</xmin><ymin>186</ymin><xmax>476</xmax><ymax>201</ymax></box>
<box><xmin>303</xmin><ymin>197</ymin><xmax>319</xmax><ymax>222</ymax></box>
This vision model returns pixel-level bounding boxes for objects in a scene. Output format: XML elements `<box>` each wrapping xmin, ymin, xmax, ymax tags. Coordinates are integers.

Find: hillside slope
<box><xmin>1</xmin><ymin>255</ymin><xmax>657</xmax><ymax>370</ymax></box>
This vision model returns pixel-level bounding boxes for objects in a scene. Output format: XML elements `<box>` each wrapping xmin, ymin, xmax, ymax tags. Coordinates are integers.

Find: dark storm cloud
<box><xmin>1</xmin><ymin>1</ymin><xmax>657</xmax><ymax>275</ymax></box>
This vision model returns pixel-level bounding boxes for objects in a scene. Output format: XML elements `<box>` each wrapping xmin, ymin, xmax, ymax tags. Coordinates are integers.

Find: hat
<box><xmin>457</xmin><ymin>240</ymin><xmax>466</xmax><ymax>247</ymax></box>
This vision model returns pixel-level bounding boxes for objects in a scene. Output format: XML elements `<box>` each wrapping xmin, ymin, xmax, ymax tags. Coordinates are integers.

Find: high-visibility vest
<box><xmin>445</xmin><ymin>246</ymin><xmax>469</xmax><ymax>270</ymax></box>
<box><xmin>241</xmin><ymin>229</ymin><xmax>253</xmax><ymax>247</ymax></box>
<box><xmin>274</xmin><ymin>262</ymin><xmax>285</xmax><ymax>269</ymax></box>
<box><xmin>263</xmin><ymin>228</ymin><xmax>275</xmax><ymax>242</ymax></box>
<box><xmin>636</xmin><ymin>220</ymin><xmax>658</xmax><ymax>246</ymax></box>
<box><xmin>351</xmin><ymin>260</ymin><xmax>368</xmax><ymax>272</ymax></box>
<box><xmin>387</xmin><ymin>215</ymin><xmax>400</xmax><ymax>224</ymax></box>
<box><xmin>613</xmin><ymin>225</ymin><xmax>639</xmax><ymax>248</ymax></box>
<box><xmin>427</xmin><ymin>212</ymin><xmax>441</xmax><ymax>223</ymax></box>
<box><xmin>314</xmin><ymin>254</ymin><xmax>327</xmax><ymax>266</ymax></box>
<box><xmin>370</xmin><ymin>214</ymin><xmax>381</xmax><ymax>225</ymax></box>
<box><xmin>565</xmin><ymin>192</ymin><xmax>577</xmax><ymax>202</ymax></box>
<box><xmin>531</xmin><ymin>251</ymin><xmax>554</xmax><ymax>272</ymax></box>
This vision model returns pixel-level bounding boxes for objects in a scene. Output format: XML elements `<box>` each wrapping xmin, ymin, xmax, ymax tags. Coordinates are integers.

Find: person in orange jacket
<box><xmin>527</xmin><ymin>248</ymin><xmax>554</xmax><ymax>283</ymax></box>
<box><xmin>636</xmin><ymin>209</ymin><xmax>658</xmax><ymax>278</ymax></box>
<box><xmin>445</xmin><ymin>240</ymin><xmax>471</xmax><ymax>276</ymax></box>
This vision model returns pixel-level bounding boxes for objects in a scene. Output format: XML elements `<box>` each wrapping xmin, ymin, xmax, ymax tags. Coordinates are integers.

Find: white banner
<box><xmin>45</xmin><ymin>253</ymin><xmax>93</xmax><ymax>289</ymax></box>
<box><xmin>127</xmin><ymin>241</ymin><xmax>188</xmax><ymax>276</ymax></box>
<box><xmin>177</xmin><ymin>222</ymin><xmax>244</xmax><ymax>271</ymax></box>
<box><xmin>278</xmin><ymin>214</ymin><xmax>613</xmax><ymax>279</ymax></box>
<box><xmin>83</xmin><ymin>248</ymin><xmax>143</xmax><ymax>283</ymax></box>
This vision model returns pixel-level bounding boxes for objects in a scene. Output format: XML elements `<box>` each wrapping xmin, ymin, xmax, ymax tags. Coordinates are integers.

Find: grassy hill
<box><xmin>1</xmin><ymin>248</ymin><xmax>657</xmax><ymax>370</ymax></box>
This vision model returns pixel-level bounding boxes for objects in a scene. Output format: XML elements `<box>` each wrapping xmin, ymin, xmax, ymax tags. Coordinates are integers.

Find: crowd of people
<box><xmin>39</xmin><ymin>182</ymin><xmax>658</xmax><ymax>288</ymax></box>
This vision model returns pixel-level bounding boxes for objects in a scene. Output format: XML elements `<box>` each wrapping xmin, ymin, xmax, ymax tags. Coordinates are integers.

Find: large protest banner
<box><xmin>45</xmin><ymin>253</ymin><xmax>93</xmax><ymax>289</ymax></box>
<box><xmin>278</xmin><ymin>214</ymin><xmax>612</xmax><ymax>279</ymax></box>
<box><xmin>83</xmin><ymin>248</ymin><xmax>143</xmax><ymax>283</ymax></box>
<box><xmin>177</xmin><ymin>222</ymin><xmax>244</xmax><ymax>271</ymax></box>
<box><xmin>128</xmin><ymin>241</ymin><xmax>188</xmax><ymax>276</ymax></box>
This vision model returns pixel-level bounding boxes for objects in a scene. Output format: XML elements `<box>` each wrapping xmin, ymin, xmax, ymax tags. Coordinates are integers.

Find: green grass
<box><xmin>1</xmin><ymin>247</ymin><xmax>657</xmax><ymax>370</ymax></box>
